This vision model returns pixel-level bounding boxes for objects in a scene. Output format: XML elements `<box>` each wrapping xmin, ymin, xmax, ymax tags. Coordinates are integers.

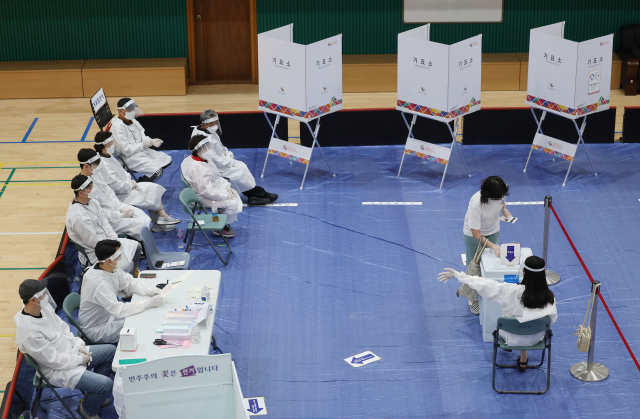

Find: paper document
<box><xmin>162</xmin><ymin>261</ymin><xmax>185</xmax><ymax>268</ymax></box>
<box><xmin>159</xmin><ymin>284</ymin><xmax>174</xmax><ymax>297</ymax></box>
<box><xmin>500</xmin><ymin>216</ymin><xmax>517</xmax><ymax>224</ymax></box>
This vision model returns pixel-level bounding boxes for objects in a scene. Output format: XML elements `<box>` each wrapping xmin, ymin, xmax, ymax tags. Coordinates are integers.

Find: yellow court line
<box><xmin>0</xmin><ymin>161</ymin><xmax>77</xmax><ymax>165</ymax></box>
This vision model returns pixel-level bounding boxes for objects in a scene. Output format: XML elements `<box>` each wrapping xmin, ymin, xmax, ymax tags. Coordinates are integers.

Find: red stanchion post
<box><xmin>543</xmin><ymin>196</ymin><xmax>561</xmax><ymax>285</ymax></box>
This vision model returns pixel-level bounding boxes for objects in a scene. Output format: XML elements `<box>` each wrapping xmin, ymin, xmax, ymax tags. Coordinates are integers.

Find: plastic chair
<box><xmin>178</xmin><ymin>189</ymin><xmax>231</xmax><ymax>265</ymax></box>
<box><xmin>23</xmin><ymin>353</ymin><xmax>79</xmax><ymax>419</ymax></box>
<box><xmin>62</xmin><ymin>293</ymin><xmax>100</xmax><ymax>346</ymax></box>
<box><xmin>140</xmin><ymin>226</ymin><xmax>191</xmax><ymax>270</ymax></box>
<box><xmin>74</xmin><ymin>243</ymin><xmax>91</xmax><ymax>273</ymax></box>
<box><xmin>181</xmin><ymin>173</ymin><xmax>191</xmax><ymax>189</ymax></box>
<box><xmin>492</xmin><ymin>316</ymin><xmax>553</xmax><ymax>394</ymax></box>
<box><xmin>181</xmin><ymin>173</ymin><xmax>208</xmax><ymax>214</ymax></box>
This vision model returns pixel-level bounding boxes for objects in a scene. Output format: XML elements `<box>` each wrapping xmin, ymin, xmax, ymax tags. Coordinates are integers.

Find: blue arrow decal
<box><xmin>247</xmin><ymin>399</ymin><xmax>263</xmax><ymax>414</ymax></box>
<box><xmin>351</xmin><ymin>354</ymin><xmax>375</xmax><ymax>365</ymax></box>
<box><xmin>506</xmin><ymin>245</ymin><xmax>515</xmax><ymax>262</ymax></box>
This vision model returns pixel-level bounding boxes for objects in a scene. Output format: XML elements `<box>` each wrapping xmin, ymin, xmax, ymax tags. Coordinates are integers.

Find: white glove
<box><xmin>79</xmin><ymin>346</ymin><xmax>91</xmax><ymax>356</ymax></box>
<box><xmin>226</xmin><ymin>184</ymin><xmax>233</xmax><ymax>195</ymax></box>
<box><xmin>142</xmin><ymin>138</ymin><xmax>153</xmax><ymax>148</ymax></box>
<box><xmin>228</xmin><ymin>151</ymin><xmax>234</xmax><ymax>159</ymax></box>
<box><xmin>146</xmin><ymin>287</ymin><xmax>161</xmax><ymax>296</ymax></box>
<box><xmin>120</xmin><ymin>208</ymin><xmax>134</xmax><ymax>218</ymax></box>
<box><xmin>492</xmin><ymin>244</ymin><xmax>501</xmax><ymax>257</ymax></box>
<box><xmin>437</xmin><ymin>268</ymin><xmax>462</xmax><ymax>283</ymax></box>
<box><xmin>129</xmin><ymin>179</ymin><xmax>137</xmax><ymax>189</ymax></box>
<box><xmin>150</xmin><ymin>138</ymin><xmax>163</xmax><ymax>147</ymax></box>
<box><xmin>143</xmin><ymin>294</ymin><xmax>163</xmax><ymax>309</ymax></box>
<box><xmin>80</xmin><ymin>353</ymin><xmax>91</xmax><ymax>365</ymax></box>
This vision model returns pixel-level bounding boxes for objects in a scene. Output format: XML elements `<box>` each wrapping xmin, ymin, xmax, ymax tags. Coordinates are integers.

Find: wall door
<box><xmin>193</xmin><ymin>0</ymin><xmax>254</xmax><ymax>83</ymax></box>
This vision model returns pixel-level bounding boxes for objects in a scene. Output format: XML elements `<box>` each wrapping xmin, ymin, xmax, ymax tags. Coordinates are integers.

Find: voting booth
<box><xmin>258</xmin><ymin>24</ymin><xmax>342</xmax><ymax>189</ymax></box>
<box><xmin>89</xmin><ymin>87</ymin><xmax>113</xmax><ymax>131</ymax></box>
<box><xmin>121</xmin><ymin>354</ymin><xmax>250</xmax><ymax>419</ymax></box>
<box><xmin>523</xmin><ymin>22</ymin><xmax>613</xmax><ymax>186</ymax></box>
<box><xmin>479</xmin><ymin>247</ymin><xmax>533</xmax><ymax>342</ymax></box>
<box><xmin>396</xmin><ymin>24</ymin><xmax>481</xmax><ymax>188</ymax></box>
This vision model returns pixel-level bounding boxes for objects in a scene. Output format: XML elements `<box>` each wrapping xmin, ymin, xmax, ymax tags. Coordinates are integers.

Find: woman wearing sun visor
<box><xmin>108</xmin><ymin>98</ymin><xmax>172</xmax><ymax>183</ymax></box>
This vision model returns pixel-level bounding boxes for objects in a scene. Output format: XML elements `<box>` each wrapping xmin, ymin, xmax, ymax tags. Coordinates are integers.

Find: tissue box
<box><xmin>120</xmin><ymin>328</ymin><xmax>137</xmax><ymax>352</ymax></box>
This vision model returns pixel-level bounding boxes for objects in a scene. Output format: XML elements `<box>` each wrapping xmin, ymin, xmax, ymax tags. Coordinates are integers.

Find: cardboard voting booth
<box><xmin>121</xmin><ymin>354</ymin><xmax>250</xmax><ymax>419</ymax></box>
<box><xmin>258</xmin><ymin>24</ymin><xmax>342</xmax><ymax>189</ymax></box>
<box><xmin>396</xmin><ymin>24</ymin><xmax>481</xmax><ymax>188</ymax></box>
<box><xmin>523</xmin><ymin>22</ymin><xmax>613</xmax><ymax>186</ymax></box>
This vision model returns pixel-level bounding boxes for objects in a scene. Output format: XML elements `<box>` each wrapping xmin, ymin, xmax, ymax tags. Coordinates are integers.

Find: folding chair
<box><xmin>23</xmin><ymin>353</ymin><xmax>80</xmax><ymax>419</ymax></box>
<box><xmin>178</xmin><ymin>189</ymin><xmax>231</xmax><ymax>265</ymax></box>
<box><xmin>492</xmin><ymin>316</ymin><xmax>553</xmax><ymax>394</ymax></box>
<box><xmin>62</xmin><ymin>293</ymin><xmax>100</xmax><ymax>346</ymax></box>
<box><xmin>181</xmin><ymin>173</ymin><xmax>191</xmax><ymax>189</ymax></box>
<box><xmin>181</xmin><ymin>173</ymin><xmax>209</xmax><ymax>214</ymax></box>
<box><xmin>74</xmin><ymin>243</ymin><xmax>91</xmax><ymax>274</ymax></box>
<box><xmin>140</xmin><ymin>226</ymin><xmax>191</xmax><ymax>270</ymax></box>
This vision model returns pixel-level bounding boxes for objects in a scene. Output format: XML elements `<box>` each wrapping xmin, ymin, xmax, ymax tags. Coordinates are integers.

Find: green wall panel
<box><xmin>0</xmin><ymin>0</ymin><xmax>187</xmax><ymax>62</ymax></box>
<box><xmin>257</xmin><ymin>0</ymin><xmax>640</xmax><ymax>54</ymax></box>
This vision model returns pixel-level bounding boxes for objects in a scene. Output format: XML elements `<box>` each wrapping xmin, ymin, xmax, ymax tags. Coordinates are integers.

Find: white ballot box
<box><xmin>479</xmin><ymin>247</ymin><xmax>533</xmax><ymax>342</ymax></box>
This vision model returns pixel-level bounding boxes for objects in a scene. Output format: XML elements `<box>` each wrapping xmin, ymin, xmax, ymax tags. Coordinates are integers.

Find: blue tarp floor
<box><xmin>16</xmin><ymin>144</ymin><xmax>640</xmax><ymax>418</ymax></box>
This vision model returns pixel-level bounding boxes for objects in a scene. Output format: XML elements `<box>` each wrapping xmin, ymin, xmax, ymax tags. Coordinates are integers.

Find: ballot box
<box><xmin>478</xmin><ymin>247</ymin><xmax>533</xmax><ymax>342</ymax></box>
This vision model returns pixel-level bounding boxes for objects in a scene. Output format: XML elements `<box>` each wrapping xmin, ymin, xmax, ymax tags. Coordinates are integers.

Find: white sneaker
<box><xmin>468</xmin><ymin>300</ymin><xmax>480</xmax><ymax>315</ymax></box>
<box><xmin>156</xmin><ymin>215</ymin><xmax>181</xmax><ymax>225</ymax></box>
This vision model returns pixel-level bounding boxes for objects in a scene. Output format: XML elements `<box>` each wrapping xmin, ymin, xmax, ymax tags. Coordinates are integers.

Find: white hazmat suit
<box><xmin>181</xmin><ymin>155</ymin><xmax>242</xmax><ymax>223</ymax></box>
<box><xmin>99</xmin><ymin>154</ymin><xmax>166</xmax><ymax>221</ymax></box>
<box><xmin>88</xmin><ymin>166</ymin><xmax>150</xmax><ymax>240</ymax></box>
<box><xmin>14</xmin><ymin>303</ymin><xmax>87</xmax><ymax>389</ymax></box>
<box><xmin>109</xmin><ymin>117</ymin><xmax>172</xmax><ymax>178</ymax></box>
<box><xmin>457</xmin><ymin>273</ymin><xmax>558</xmax><ymax>346</ymax></box>
<box><xmin>79</xmin><ymin>266</ymin><xmax>160</xmax><ymax>343</ymax></box>
<box><xmin>190</xmin><ymin>126</ymin><xmax>256</xmax><ymax>192</ymax></box>
<box><xmin>66</xmin><ymin>199</ymin><xmax>139</xmax><ymax>266</ymax></box>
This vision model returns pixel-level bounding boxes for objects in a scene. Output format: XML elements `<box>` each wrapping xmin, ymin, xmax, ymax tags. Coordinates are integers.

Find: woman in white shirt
<box><xmin>438</xmin><ymin>255</ymin><xmax>557</xmax><ymax>372</ymax></box>
<box><xmin>462</xmin><ymin>176</ymin><xmax>513</xmax><ymax>314</ymax></box>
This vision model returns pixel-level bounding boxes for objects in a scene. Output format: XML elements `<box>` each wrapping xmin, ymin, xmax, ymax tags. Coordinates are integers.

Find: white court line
<box><xmin>506</xmin><ymin>201</ymin><xmax>544</xmax><ymax>205</ymax></box>
<box><xmin>362</xmin><ymin>202</ymin><xmax>422</xmax><ymax>206</ymax></box>
<box><xmin>0</xmin><ymin>232</ymin><xmax>63</xmax><ymax>235</ymax></box>
<box><xmin>243</xmin><ymin>203</ymin><xmax>298</xmax><ymax>207</ymax></box>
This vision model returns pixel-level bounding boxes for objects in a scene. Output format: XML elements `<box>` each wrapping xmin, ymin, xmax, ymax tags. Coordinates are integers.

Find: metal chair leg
<box><xmin>31</xmin><ymin>387</ymin><xmax>43</xmax><ymax>417</ymax></box>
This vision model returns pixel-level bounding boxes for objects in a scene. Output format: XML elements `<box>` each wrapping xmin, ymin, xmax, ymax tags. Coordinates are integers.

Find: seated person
<box><xmin>438</xmin><ymin>255</ymin><xmax>557</xmax><ymax>372</ymax></box>
<box><xmin>66</xmin><ymin>175</ymin><xmax>142</xmax><ymax>277</ymax></box>
<box><xmin>78</xmin><ymin>148</ymin><xmax>151</xmax><ymax>240</ymax></box>
<box><xmin>93</xmin><ymin>132</ymin><xmax>180</xmax><ymax>233</ymax></box>
<box><xmin>108</xmin><ymin>98</ymin><xmax>172</xmax><ymax>183</ymax></box>
<box><xmin>15</xmin><ymin>278</ymin><xmax>116</xmax><ymax>419</ymax></box>
<box><xmin>79</xmin><ymin>240</ymin><xmax>163</xmax><ymax>344</ymax></box>
<box><xmin>181</xmin><ymin>134</ymin><xmax>242</xmax><ymax>238</ymax></box>
<box><xmin>191</xmin><ymin>109</ymin><xmax>277</xmax><ymax>206</ymax></box>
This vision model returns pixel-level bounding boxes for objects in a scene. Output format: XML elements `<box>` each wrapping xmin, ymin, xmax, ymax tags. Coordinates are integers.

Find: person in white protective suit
<box><xmin>15</xmin><ymin>278</ymin><xmax>116</xmax><ymax>419</ymax></box>
<box><xmin>107</xmin><ymin>97</ymin><xmax>172</xmax><ymax>183</ymax></box>
<box><xmin>191</xmin><ymin>109</ymin><xmax>278</xmax><ymax>206</ymax></box>
<box><xmin>181</xmin><ymin>134</ymin><xmax>243</xmax><ymax>238</ymax></box>
<box><xmin>93</xmin><ymin>131</ymin><xmax>180</xmax><ymax>233</ymax></box>
<box><xmin>78</xmin><ymin>148</ymin><xmax>151</xmax><ymax>240</ymax></box>
<box><xmin>66</xmin><ymin>175</ymin><xmax>142</xmax><ymax>277</ymax></box>
<box><xmin>79</xmin><ymin>240</ymin><xmax>163</xmax><ymax>344</ymax></box>
<box><xmin>438</xmin><ymin>255</ymin><xmax>557</xmax><ymax>373</ymax></box>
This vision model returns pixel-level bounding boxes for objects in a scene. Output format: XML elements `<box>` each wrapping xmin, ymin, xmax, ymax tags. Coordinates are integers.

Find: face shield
<box><xmin>74</xmin><ymin>176</ymin><xmax>93</xmax><ymax>197</ymax></box>
<box><xmin>518</xmin><ymin>259</ymin><xmax>546</xmax><ymax>281</ymax></box>
<box><xmin>80</xmin><ymin>154</ymin><xmax>101</xmax><ymax>174</ymax></box>
<box><xmin>118</xmin><ymin>99</ymin><xmax>144</xmax><ymax>120</ymax></box>
<box><xmin>100</xmin><ymin>247</ymin><xmax>131</xmax><ymax>271</ymax></box>
<box><xmin>193</xmin><ymin>137</ymin><xmax>213</xmax><ymax>157</ymax></box>
<box><xmin>202</xmin><ymin>115</ymin><xmax>222</xmax><ymax>135</ymax></box>
<box><xmin>32</xmin><ymin>288</ymin><xmax>56</xmax><ymax>310</ymax></box>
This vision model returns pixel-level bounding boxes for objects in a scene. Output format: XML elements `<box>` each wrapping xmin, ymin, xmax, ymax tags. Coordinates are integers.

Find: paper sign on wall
<box><xmin>258</xmin><ymin>24</ymin><xmax>343</xmax><ymax>122</ymax></box>
<box><xmin>531</xmin><ymin>132</ymin><xmax>577</xmax><ymax>161</ymax></box>
<box><xmin>397</xmin><ymin>24</ymin><xmax>482</xmax><ymax>122</ymax></box>
<box><xmin>404</xmin><ymin>137</ymin><xmax>451</xmax><ymax>165</ymax></box>
<box><xmin>526</xmin><ymin>22</ymin><xmax>612</xmax><ymax>119</ymax></box>
<box><xmin>267</xmin><ymin>138</ymin><xmax>312</xmax><ymax>165</ymax></box>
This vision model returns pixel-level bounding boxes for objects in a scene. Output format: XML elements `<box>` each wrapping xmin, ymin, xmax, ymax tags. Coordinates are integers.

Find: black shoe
<box><xmin>516</xmin><ymin>356</ymin><xmax>528</xmax><ymax>372</ymax></box>
<box><xmin>247</xmin><ymin>196</ymin><xmax>271</xmax><ymax>206</ymax></box>
<box><xmin>265</xmin><ymin>192</ymin><xmax>278</xmax><ymax>202</ymax></box>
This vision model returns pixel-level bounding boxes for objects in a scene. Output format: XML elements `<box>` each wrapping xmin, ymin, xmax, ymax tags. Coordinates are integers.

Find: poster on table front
<box><xmin>258</xmin><ymin>24</ymin><xmax>306</xmax><ymax>115</ymax></box>
<box><xmin>396</xmin><ymin>31</ymin><xmax>449</xmax><ymax>118</ymax></box>
<box><xmin>527</xmin><ymin>29</ymin><xmax>578</xmax><ymax>112</ymax></box>
<box><xmin>305</xmin><ymin>34</ymin><xmax>343</xmax><ymax>114</ymax></box>
<box><xmin>574</xmin><ymin>35</ymin><xmax>613</xmax><ymax>111</ymax></box>
<box><xmin>447</xmin><ymin>34</ymin><xmax>482</xmax><ymax>117</ymax></box>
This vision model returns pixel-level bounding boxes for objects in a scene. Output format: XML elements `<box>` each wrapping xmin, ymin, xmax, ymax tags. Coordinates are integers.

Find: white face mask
<box><xmin>88</xmin><ymin>189</ymin><xmax>99</xmax><ymax>199</ymax></box>
<box><xmin>107</xmin><ymin>145</ymin><xmax>115</xmax><ymax>155</ymax></box>
<box><xmin>125</xmin><ymin>111</ymin><xmax>136</xmax><ymax>120</ymax></box>
<box><xmin>201</xmin><ymin>150</ymin><xmax>215</xmax><ymax>161</ymax></box>
<box><xmin>206</xmin><ymin>125</ymin><xmax>218</xmax><ymax>134</ymax></box>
